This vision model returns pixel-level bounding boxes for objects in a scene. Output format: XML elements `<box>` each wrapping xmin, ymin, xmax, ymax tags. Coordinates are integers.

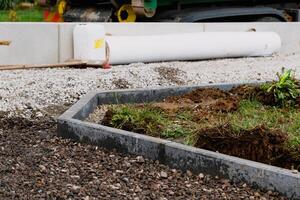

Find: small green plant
<box><xmin>110</xmin><ymin>106</ymin><xmax>168</xmax><ymax>136</ymax></box>
<box><xmin>109</xmin><ymin>105</ymin><xmax>194</xmax><ymax>139</ymax></box>
<box><xmin>161</xmin><ymin>125</ymin><xmax>189</xmax><ymax>138</ymax></box>
<box><xmin>177</xmin><ymin>111</ymin><xmax>193</xmax><ymax>121</ymax></box>
<box><xmin>261</xmin><ymin>68</ymin><xmax>300</xmax><ymax>107</ymax></box>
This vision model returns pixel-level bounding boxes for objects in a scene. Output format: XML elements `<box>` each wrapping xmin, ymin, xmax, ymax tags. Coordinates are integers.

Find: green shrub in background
<box><xmin>0</xmin><ymin>9</ymin><xmax>43</xmax><ymax>21</ymax></box>
<box><xmin>0</xmin><ymin>0</ymin><xmax>45</xmax><ymax>22</ymax></box>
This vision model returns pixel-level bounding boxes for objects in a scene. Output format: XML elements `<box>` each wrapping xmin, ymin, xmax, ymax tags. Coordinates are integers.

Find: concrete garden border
<box><xmin>57</xmin><ymin>83</ymin><xmax>300</xmax><ymax>199</ymax></box>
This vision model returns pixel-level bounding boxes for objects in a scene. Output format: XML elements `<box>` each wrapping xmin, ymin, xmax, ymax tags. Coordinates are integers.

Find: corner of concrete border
<box><xmin>57</xmin><ymin>83</ymin><xmax>300</xmax><ymax>199</ymax></box>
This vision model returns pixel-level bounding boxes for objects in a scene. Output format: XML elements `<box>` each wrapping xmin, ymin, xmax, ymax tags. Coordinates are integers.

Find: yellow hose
<box><xmin>58</xmin><ymin>0</ymin><xmax>67</xmax><ymax>16</ymax></box>
<box><xmin>117</xmin><ymin>4</ymin><xmax>136</xmax><ymax>22</ymax></box>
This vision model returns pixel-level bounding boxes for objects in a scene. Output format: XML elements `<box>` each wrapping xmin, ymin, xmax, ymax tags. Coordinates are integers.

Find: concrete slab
<box><xmin>0</xmin><ymin>23</ymin><xmax>59</xmax><ymax>65</ymax></box>
<box><xmin>58</xmin><ymin>23</ymin><xmax>74</xmax><ymax>63</ymax></box>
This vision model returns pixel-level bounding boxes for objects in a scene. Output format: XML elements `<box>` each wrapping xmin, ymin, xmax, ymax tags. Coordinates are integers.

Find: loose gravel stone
<box><xmin>160</xmin><ymin>171</ymin><xmax>168</xmax><ymax>178</ymax></box>
<box><xmin>1</xmin><ymin>54</ymin><xmax>300</xmax><ymax>118</ymax></box>
<box><xmin>0</xmin><ymin>116</ymin><xmax>288</xmax><ymax>199</ymax></box>
<box><xmin>199</xmin><ymin>173</ymin><xmax>205</xmax><ymax>179</ymax></box>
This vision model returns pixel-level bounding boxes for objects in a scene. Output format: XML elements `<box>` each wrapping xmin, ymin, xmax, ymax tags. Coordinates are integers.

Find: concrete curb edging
<box><xmin>57</xmin><ymin>83</ymin><xmax>300</xmax><ymax>199</ymax></box>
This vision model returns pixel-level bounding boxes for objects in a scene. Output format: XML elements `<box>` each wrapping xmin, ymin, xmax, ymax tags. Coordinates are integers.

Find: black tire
<box><xmin>255</xmin><ymin>16</ymin><xmax>283</xmax><ymax>22</ymax></box>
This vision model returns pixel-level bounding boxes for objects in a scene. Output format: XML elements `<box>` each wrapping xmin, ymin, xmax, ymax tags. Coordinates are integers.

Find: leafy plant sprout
<box><xmin>261</xmin><ymin>68</ymin><xmax>300</xmax><ymax>107</ymax></box>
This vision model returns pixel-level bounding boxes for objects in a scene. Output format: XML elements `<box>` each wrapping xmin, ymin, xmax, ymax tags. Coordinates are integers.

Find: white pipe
<box><xmin>106</xmin><ymin>32</ymin><xmax>281</xmax><ymax>65</ymax></box>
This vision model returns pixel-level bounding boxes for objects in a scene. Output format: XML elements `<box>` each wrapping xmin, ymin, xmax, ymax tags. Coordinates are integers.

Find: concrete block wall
<box><xmin>1</xmin><ymin>22</ymin><xmax>300</xmax><ymax>66</ymax></box>
<box><xmin>0</xmin><ymin>23</ymin><xmax>59</xmax><ymax>65</ymax></box>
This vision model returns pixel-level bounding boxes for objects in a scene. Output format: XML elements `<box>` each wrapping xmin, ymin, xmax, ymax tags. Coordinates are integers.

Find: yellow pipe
<box><xmin>117</xmin><ymin>4</ymin><xmax>136</xmax><ymax>22</ymax></box>
<box><xmin>58</xmin><ymin>0</ymin><xmax>67</xmax><ymax>16</ymax></box>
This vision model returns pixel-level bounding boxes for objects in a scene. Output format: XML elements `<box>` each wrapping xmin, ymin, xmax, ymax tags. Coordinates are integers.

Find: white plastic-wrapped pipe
<box><xmin>106</xmin><ymin>32</ymin><xmax>281</xmax><ymax>65</ymax></box>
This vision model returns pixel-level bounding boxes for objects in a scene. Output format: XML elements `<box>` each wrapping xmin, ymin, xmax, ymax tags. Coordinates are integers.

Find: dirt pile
<box><xmin>166</xmin><ymin>88</ymin><xmax>240</xmax><ymax>112</ymax></box>
<box><xmin>155</xmin><ymin>66</ymin><xmax>184</xmax><ymax>85</ymax></box>
<box><xmin>194</xmin><ymin>125</ymin><xmax>300</xmax><ymax>169</ymax></box>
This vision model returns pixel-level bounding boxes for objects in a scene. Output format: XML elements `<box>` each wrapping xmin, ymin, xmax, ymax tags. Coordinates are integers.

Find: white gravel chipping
<box><xmin>1</xmin><ymin>54</ymin><xmax>300</xmax><ymax>118</ymax></box>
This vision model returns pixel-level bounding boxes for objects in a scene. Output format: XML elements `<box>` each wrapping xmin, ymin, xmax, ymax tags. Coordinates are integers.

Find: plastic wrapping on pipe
<box><xmin>105</xmin><ymin>32</ymin><xmax>281</xmax><ymax>65</ymax></box>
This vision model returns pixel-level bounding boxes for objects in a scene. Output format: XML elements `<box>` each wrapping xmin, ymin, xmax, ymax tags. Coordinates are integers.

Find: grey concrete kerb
<box><xmin>57</xmin><ymin>83</ymin><xmax>300</xmax><ymax>199</ymax></box>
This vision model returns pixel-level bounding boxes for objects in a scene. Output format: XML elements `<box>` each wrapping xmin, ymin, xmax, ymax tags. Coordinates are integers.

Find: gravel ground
<box><xmin>1</xmin><ymin>54</ymin><xmax>300</xmax><ymax>118</ymax></box>
<box><xmin>1</xmin><ymin>55</ymin><xmax>299</xmax><ymax>199</ymax></box>
<box><xmin>0</xmin><ymin>117</ymin><xmax>287</xmax><ymax>200</ymax></box>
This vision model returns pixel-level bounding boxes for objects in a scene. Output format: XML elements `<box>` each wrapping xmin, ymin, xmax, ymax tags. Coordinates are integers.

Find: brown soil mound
<box><xmin>166</xmin><ymin>88</ymin><xmax>240</xmax><ymax>113</ymax></box>
<box><xmin>102</xmin><ymin>109</ymin><xmax>114</xmax><ymax>127</ymax></box>
<box><xmin>229</xmin><ymin>85</ymin><xmax>258</xmax><ymax>99</ymax></box>
<box><xmin>229</xmin><ymin>85</ymin><xmax>277</xmax><ymax>106</ymax></box>
<box><xmin>168</xmin><ymin>88</ymin><xmax>228</xmax><ymax>103</ymax></box>
<box><xmin>195</xmin><ymin>125</ymin><xmax>300</xmax><ymax>169</ymax></box>
<box><xmin>296</xmin><ymin>97</ymin><xmax>300</xmax><ymax>109</ymax></box>
<box><xmin>230</xmin><ymin>84</ymin><xmax>300</xmax><ymax>107</ymax></box>
<box><xmin>151</xmin><ymin>102</ymin><xmax>193</xmax><ymax>113</ymax></box>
